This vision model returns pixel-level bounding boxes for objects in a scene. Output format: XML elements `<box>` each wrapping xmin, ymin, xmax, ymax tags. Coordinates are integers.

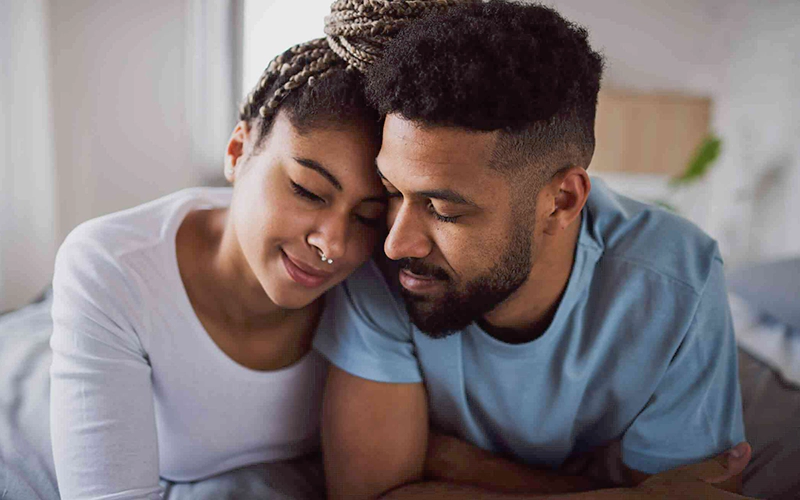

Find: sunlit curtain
<box><xmin>0</xmin><ymin>0</ymin><xmax>57</xmax><ymax>312</ymax></box>
<box><xmin>0</xmin><ymin>0</ymin><xmax>241</xmax><ymax>312</ymax></box>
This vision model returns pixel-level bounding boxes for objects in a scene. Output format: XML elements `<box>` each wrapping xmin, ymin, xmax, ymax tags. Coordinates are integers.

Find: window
<box><xmin>242</xmin><ymin>0</ymin><xmax>335</xmax><ymax>97</ymax></box>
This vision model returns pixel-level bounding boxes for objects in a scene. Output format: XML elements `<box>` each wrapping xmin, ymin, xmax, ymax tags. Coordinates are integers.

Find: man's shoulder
<box><xmin>315</xmin><ymin>257</ymin><xmax>422</xmax><ymax>384</ymax></box>
<box><xmin>586</xmin><ymin>179</ymin><xmax>720</xmax><ymax>295</ymax></box>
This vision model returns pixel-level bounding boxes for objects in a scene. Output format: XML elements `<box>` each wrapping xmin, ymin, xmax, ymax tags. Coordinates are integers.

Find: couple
<box><xmin>49</xmin><ymin>1</ymin><xmax>749</xmax><ymax>499</ymax></box>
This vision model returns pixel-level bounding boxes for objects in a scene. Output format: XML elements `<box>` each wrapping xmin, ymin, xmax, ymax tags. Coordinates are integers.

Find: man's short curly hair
<box><xmin>366</xmin><ymin>1</ymin><xmax>604</xmax><ymax>187</ymax></box>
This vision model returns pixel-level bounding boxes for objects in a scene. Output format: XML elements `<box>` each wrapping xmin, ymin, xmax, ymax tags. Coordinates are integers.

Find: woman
<box><xmin>49</xmin><ymin>2</ymin><xmax>466</xmax><ymax>498</ymax></box>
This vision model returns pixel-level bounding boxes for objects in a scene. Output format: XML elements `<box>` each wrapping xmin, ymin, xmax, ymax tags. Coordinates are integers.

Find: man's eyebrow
<box><xmin>294</xmin><ymin>157</ymin><xmax>342</xmax><ymax>191</ymax></box>
<box><xmin>419</xmin><ymin>189</ymin><xmax>478</xmax><ymax>207</ymax></box>
<box><xmin>377</xmin><ymin>168</ymin><xmax>477</xmax><ymax>207</ymax></box>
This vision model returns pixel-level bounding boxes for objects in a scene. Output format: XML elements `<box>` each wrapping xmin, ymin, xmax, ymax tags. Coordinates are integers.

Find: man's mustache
<box><xmin>397</xmin><ymin>258</ymin><xmax>450</xmax><ymax>281</ymax></box>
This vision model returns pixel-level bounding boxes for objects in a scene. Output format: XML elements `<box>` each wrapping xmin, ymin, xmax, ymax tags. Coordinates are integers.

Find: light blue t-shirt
<box><xmin>314</xmin><ymin>179</ymin><xmax>745</xmax><ymax>475</ymax></box>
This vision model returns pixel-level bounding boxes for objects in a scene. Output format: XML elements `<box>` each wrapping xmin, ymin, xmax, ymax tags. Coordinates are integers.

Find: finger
<box><xmin>675</xmin><ymin>455</ymin><xmax>729</xmax><ymax>483</ymax></box>
<box><xmin>671</xmin><ymin>442</ymin><xmax>752</xmax><ymax>484</ymax></box>
<box><xmin>718</xmin><ymin>442</ymin><xmax>751</xmax><ymax>481</ymax></box>
<box><xmin>703</xmin><ymin>442</ymin><xmax>752</xmax><ymax>484</ymax></box>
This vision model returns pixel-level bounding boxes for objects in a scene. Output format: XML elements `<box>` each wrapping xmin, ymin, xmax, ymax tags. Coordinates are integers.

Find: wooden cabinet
<box><xmin>590</xmin><ymin>89</ymin><xmax>711</xmax><ymax>176</ymax></box>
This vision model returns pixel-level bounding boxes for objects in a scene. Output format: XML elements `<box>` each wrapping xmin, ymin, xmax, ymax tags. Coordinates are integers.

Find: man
<box><xmin>314</xmin><ymin>2</ymin><xmax>749</xmax><ymax>498</ymax></box>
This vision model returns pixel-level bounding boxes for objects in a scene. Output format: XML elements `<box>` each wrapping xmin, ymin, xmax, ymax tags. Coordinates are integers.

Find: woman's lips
<box><xmin>398</xmin><ymin>268</ymin><xmax>444</xmax><ymax>294</ymax></box>
<box><xmin>281</xmin><ymin>251</ymin><xmax>332</xmax><ymax>288</ymax></box>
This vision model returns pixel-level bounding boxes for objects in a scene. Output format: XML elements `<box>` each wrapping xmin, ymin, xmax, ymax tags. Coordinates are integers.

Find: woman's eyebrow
<box><xmin>293</xmin><ymin>157</ymin><xmax>342</xmax><ymax>191</ymax></box>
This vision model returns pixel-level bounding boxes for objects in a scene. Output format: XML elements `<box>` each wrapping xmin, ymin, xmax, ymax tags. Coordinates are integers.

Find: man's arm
<box><xmin>322</xmin><ymin>366</ymin><xmax>750</xmax><ymax>499</ymax></box>
<box><xmin>322</xmin><ymin>366</ymin><xmax>429</xmax><ymax>500</ymax></box>
<box><xmin>383</xmin><ymin>441</ymin><xmax>753</xmax><ymax>499</ymax></box>
<box><xmin>425</xmin><ymin>433</ymin><xmax>600</xmax><ymax>494</ymax></box>
<box><xmin>321</xmin><ymin>367</ymin><xmax>601</xmax><ymax>499</ymax></box>
<box><xmin>423</xmin><ymin>433</ymin><xmax>750</xmax><ymax>497</ymax></box>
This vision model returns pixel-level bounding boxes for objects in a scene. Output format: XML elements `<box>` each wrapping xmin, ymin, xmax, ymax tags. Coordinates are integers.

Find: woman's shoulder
<box><xmin>58</xmin><ymin>187</ymin><xmax>231</xmax><ymax>272</ymax></box>
<box><xmin>53</xmin><ymin>188</ymin><xmax>229</xmax><ymax>316</ymax></box>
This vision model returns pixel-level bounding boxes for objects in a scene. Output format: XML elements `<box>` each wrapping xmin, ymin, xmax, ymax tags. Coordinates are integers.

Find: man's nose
<box><xmin>384</xmin><ymin>203</ymin><xmax>432</xmax><ymax>261</ymax></box>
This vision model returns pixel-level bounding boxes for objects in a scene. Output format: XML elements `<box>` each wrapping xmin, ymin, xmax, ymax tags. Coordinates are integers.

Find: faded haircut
<box><xmin>365</xmin><ymin>1</ymin><xmax>604</xmax><ymax>192</ymax></box>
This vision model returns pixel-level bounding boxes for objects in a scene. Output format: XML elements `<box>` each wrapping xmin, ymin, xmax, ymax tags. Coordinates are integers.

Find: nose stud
<box><xmin>319</xmin><ymin>250</ymin><xmax>333</xmax><ymax>265</ymax></box>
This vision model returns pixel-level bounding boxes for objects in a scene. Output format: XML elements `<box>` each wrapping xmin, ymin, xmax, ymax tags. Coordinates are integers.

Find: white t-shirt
<box><xmin>50</xmin><ymin>187</ymin><xmax>328</xmax><ymax>500</ymax></box>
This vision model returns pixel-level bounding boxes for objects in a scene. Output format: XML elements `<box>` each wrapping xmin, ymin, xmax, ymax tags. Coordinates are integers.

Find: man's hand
<box><xmin>635</xmin><ymin>442</ymin><xmax>752</xmax><ymax>496</ymax></box>
<box><xmin>425</xmin><ymin>433</ymin><xmax>598</xmax><ymax>494</ymax></box>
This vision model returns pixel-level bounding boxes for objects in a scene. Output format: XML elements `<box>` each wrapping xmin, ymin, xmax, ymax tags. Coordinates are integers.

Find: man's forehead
<box><xmin>379</xmin><ymin>114</ymin><xmax>498</xmax><ymax>176</ymax></box>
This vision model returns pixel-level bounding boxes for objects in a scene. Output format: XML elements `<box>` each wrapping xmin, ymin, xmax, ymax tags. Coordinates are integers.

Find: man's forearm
<box><xmin>425</xmin><ymin>433</ymin><xmax>603</xmax><ymax>495</ymax></box>
<box><xmin>381</xmin><ymin>479</ymin><xmax>750</xmax><ymax>500</ymax></box>
<box><xmin>422</xmin><ymin>434</ymin><xmax>750</xmax><ymax>499</ymax></box>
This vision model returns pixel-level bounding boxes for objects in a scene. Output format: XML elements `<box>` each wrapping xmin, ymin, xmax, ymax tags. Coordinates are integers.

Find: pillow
<box><xmin>727</xmin><ymin>257</ymin><xmax>800</xmax><ymax>331</ymax></box>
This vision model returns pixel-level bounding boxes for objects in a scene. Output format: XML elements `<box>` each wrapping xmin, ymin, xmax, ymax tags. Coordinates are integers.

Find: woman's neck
<box><xmin>178</xmin><ymin>207</ymin><xmax>306</xmax><ymax>332</ymax></box>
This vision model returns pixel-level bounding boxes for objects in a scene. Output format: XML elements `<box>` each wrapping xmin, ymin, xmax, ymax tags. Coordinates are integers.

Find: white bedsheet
<box><xmin>730</xmin><ymin>292</ymin><xmax>800</xmax><ymax>387</ymax></box>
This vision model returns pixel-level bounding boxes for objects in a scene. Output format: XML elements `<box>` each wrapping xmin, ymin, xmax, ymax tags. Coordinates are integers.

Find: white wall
<box><xmin>548</xmin><ymin>0</ymin><xmax>728</xmax><ymax>94</ymax></box>
<box><xmin>0</xmin><ymin>0</ymin><xmax>238</xmax><ymax>310</ymax></box>
<box><xmin>48</xmin><ymin>0</ymin><xmax>238</xmax><ymax>247</ymax></box>
<box><xmin>709</xmin><ymin>1</ymin><xmax>800</xmax><ymax>263</ymax></box>
<box><xmin>549</xmin><ymin>0</ymin><xmax>800</xmax><ymax>266</ymax></box>
<box><xmin>50</xmin><ymin>0</ymin><xmax>198</xmax><ymax>244</ymax></box>
<box><xmin>0</xmin><ymin>0</ymin><xmax>57</xmax><ymax>311</ymax></box>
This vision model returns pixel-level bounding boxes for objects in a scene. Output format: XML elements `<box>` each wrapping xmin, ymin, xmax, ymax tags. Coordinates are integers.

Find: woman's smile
<box><xmin>281</xmin><ymin>249</ymin><xmax>334</xmax><ymax>288</ymax></box>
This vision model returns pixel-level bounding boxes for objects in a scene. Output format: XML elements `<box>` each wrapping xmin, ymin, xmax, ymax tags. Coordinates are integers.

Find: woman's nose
<box><xmin>307</xmin><ymin>213</ymin><xmax>348</xmax><ymax>262</ymax></box>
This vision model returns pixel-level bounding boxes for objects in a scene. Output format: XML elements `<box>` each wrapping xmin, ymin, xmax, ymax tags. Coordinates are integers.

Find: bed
<box><xmin>1</xmin><ymin>259</ymin><xmax>798</xmax><ymax>499</ymax></box>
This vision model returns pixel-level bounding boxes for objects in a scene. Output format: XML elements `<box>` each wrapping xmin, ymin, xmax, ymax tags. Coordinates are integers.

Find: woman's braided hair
<box><xmin>239</xmin><ymin>0</ymin><xmax>477</xmax><ymax>146</ymax></box>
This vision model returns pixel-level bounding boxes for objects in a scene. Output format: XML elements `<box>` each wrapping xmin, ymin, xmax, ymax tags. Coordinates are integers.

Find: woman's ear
<box><xmin>542</xmin><ymin>166</ymin><xmax>591</xmax><ymax>236</ymax></box>
<box><xmin>224</xmin><ymin>121</ymin><xmax>251</xmax><ymax>183</ymax></box>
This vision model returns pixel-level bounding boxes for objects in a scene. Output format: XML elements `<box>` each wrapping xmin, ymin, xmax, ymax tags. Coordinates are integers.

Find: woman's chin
<box><xmin>264</xmin><ymin>283</ymin><xmax>326</xmax><ymax>310</ymax></box>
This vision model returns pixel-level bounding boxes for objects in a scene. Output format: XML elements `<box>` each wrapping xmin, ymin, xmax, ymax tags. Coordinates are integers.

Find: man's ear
<box><xmin>224</xmin><ymin>121</ymin><xmax>251</xmax><ymax>183</ymax></box>
<box><xmin>542</xmin><ymin>166</ymin><xmax>591</xmax><ymax>236</ymax></box>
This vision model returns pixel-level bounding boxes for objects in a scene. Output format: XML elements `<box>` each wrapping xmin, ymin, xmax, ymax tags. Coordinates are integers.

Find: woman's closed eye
<box><xmin>354</xmin><ymin>203</ymin><xmax>386</xmax><ymax>228</ymax></box>
<box><xmin>290</xmin><ymin>181</ymin><xmax>325</xmax><ymax>204</ymax></box>
<box><xmin>355</xmin><ymin>214</ymin><xmax>382</xmax><ymax>228</ymax></box>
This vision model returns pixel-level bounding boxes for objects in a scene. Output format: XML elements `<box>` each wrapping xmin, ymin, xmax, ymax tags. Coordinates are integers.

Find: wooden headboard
<box><xmin>589</xmin><ymin>89</ymin><xmax>712</xmax><ymax>176</ymax></box>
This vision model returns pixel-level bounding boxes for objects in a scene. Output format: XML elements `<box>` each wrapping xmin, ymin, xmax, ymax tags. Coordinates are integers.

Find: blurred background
<box><xmin>1</xmin><ymin>0</ymin><xmax>798</xmax><ymax>312</ymax></box>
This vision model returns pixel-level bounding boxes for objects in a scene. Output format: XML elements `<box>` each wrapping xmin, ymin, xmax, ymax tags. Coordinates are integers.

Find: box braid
<box><xmin>239</xmin><ymin>0</ymin><xmax>478</xmax><ymax>146</ymax></box>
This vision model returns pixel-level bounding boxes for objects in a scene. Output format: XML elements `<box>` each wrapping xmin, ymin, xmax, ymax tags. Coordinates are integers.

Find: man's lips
<box><xmin>398</xmin><ymin>268</ymin><xmax>444</xmax><ymax>294</ymax></box>
<box><xmin>282</xmin><ymin>251</ymin><xmax>333</xmax><ymax>288</ymax></box>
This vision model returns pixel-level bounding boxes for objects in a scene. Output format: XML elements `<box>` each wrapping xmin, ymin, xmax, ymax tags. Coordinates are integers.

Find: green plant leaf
<box><xmin>670</xmin><ymin>136</ymin><xmax>722</xmax><ymax>186</ymax></box>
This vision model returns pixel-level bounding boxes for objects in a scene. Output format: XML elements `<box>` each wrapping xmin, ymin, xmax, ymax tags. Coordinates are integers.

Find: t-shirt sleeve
<box><xmin>49</xmin><ymin>227</ymin><xmax>163</xmax><ymax>500</ymax></box>
<box><xmin>621</xmin><ymin>257</ymin><xmax>746</xmax><ymax>474</ymax></box>
<box><xmin>313</xmin><ymin>260</ymin><xmax>423</xmax><ymax>384</ymax></box>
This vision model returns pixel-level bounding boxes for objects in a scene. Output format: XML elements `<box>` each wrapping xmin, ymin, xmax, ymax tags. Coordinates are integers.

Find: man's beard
<box><xmin>398</xmin><ymin>222</ymin><xmax>533</xmax><ymax>338</ymax></box>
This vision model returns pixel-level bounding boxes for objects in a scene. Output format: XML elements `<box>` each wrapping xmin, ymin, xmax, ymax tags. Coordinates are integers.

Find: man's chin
<box><xmin>401</xmin><ymin>290</ymin><xmax>476</xmax><ymax>339</ymax></box>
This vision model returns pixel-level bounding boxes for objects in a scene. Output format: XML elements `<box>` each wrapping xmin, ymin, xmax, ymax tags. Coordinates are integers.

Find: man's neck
<box><xmin>480</xmin><ymin>214</ymin><xmax>581</xmax><ymax>344</ymax></box>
